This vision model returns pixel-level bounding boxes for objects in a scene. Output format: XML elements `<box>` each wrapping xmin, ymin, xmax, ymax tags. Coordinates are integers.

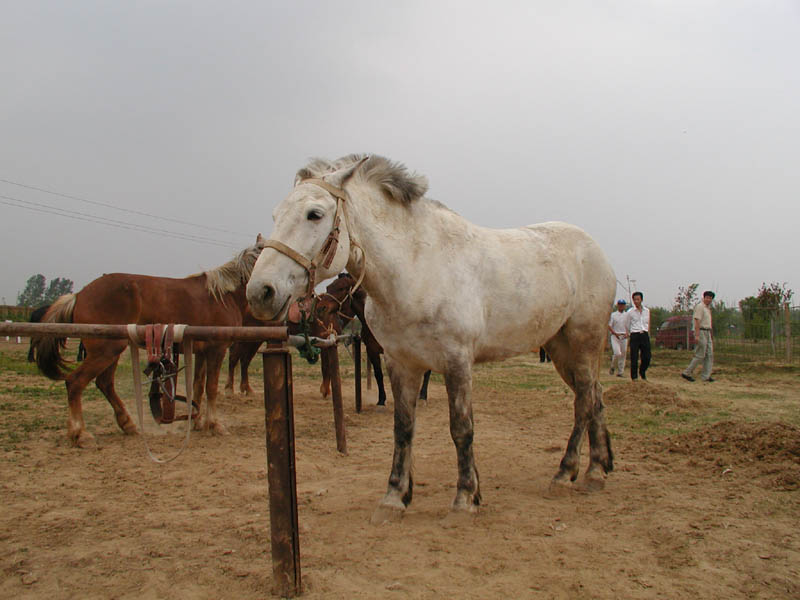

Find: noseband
<box><xmin>262</xmin><ymin>178</ymin><xmax>348</xmax><ymax>301</ymax></box>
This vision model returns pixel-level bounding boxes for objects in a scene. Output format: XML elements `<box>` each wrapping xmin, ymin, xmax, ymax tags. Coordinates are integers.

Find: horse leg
<box><xmin>94</xmin><ymin>356</ymin><xmax>138</xmax><ymax>436</ymax></box>
<box><xmin>371</xmin><ymin>356</ymin><xmax>424</xmax><ymax>524</ymax></box>
<box><xmin>239</xmin><ymin>343</ymin><xmax>258</xmax><ymax>396</ymax></box>
<box><xmin>224</xmin><ymin>344</ymin><xmax>239</xmax><ymax>395</ymax></box>
<box><xmin>418</xmin><ymin>369</ymin><xmax>431</xmax><ymax>402</ymax></box>
<box><xmin>370</xmin><ymin>351</ymin><xmax>387</xmax><ymax>406</ymax></box>
<box><xmin>546</xmin><ymin>331</ymin><xmax>613</xmax><ymax>491</ymax></box>
<box><xmin>63</xmin><ymin>342</ymin><xmax>126</xmax><ymax>447</ymax></box>
<box><xmin>192</xmin><ymin>353</ymin><xmax>207</xmax><ymax>430</ymax></box>
<box><xmin>203</xmin><ymin>346</ymin><xmax>228</xmax><ymax>435</ymax></box>
<box><xmin>444</xmin><ymin>361</ymin><xmax>480</xmax><ymax>511</ymax></box>
<box><xmin>319</xmin><ymin>347</ymin><xmax>331</xmax><ymax>399</ymax></box>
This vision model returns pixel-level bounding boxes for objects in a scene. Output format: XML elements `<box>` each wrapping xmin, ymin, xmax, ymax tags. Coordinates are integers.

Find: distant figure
<box><xmin>627</xmin><ymin>291</ymin><xmax>651</xmax><ymax>381</ymax></box>
<box><xmin>682</xmin><ymin>290</ymin><xmax>715</xmax><ymax>382</ymax></box>
<box><xmin>608</xmin><ymin>299</ymin><xmax>628</xmax><ymax>377</ymax></box>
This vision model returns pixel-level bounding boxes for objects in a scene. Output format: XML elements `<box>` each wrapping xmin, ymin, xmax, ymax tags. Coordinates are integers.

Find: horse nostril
<box><xmin>262</xmin><ymin>284</ymin><xmax>275</xmax><ymax>302</ymax></box>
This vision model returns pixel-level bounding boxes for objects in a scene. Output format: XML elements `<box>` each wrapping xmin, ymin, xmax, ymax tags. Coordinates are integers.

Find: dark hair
<box><xmin>703</xmin><ymin>290</ymin><xmax>715</xmax><ymax>299</ymax></box>
<box><xmin>632</xmin><ymin>291</ymin><xmax>643</xmax><ymax>300</ymax></box>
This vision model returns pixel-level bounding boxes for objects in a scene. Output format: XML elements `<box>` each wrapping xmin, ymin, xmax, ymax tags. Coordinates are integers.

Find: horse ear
<box><xmin>324</xmin><ymin>156</ymin><xmax>369</xmax><ymax>190</ymax></box>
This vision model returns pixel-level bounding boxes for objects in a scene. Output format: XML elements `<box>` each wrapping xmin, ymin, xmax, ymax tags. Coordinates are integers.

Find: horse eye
<box><xmin>307</xmin><ymin>210</ymin><xmax>323</xmax><ymax>221</ymax></box>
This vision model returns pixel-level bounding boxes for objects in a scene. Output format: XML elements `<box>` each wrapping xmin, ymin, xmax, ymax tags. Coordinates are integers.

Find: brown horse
<box><xmin>34</xmin><ymin>235</ymin><xmax>266</xmax><ymax>448</ymax></box>
<box><xmin>223</xmin><ymin>295</ymin><xmax>341</xmax><ymax>397</ymax></box>
<box><xmin>224</xmin><ymin>272</ymin><xmax>392</xmax><ymax>404</ymax></box>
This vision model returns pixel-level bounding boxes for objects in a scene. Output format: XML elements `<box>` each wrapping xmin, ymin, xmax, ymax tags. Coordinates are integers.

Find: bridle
<box><xmin>262</xmin><ymin>178</ymin><xmax>365</xmax><ymax>302</ymax></box>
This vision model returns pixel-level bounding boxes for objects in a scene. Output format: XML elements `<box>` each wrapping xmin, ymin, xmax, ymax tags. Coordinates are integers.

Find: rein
<box><xmin>127</xmin><ymin>324</ymin><xmax>195</xmax><ymax>464</ymax></box>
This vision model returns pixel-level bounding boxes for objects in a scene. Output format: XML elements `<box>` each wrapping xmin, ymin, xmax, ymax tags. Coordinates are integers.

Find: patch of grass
<box><xmin>0</xmin><ymin>352</ymin><xmax>40</xmax><ymax>376</ymax></box>
<box><xmin>611</xmin><ymin>406</ymin><xmax>735</xmax><ymax>437</ymax></box>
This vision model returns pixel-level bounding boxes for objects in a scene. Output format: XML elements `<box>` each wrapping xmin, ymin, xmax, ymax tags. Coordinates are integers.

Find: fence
<box><xmin>0</xmin><ymin>321</ymin><xmax>323</xmax><ymax>598</ymax></box>
<box><xmin>0</xmin><ymin>305</ymin><xmax>34</xmax><ymax>321</ymax></box>
<box><xmin>657</xmin><ymin>304</ymin><xmax>799</xmax><ymax>365</ymax></box>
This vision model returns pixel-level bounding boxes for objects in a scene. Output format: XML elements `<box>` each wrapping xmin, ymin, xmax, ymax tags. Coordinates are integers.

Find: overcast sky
<box><xmin>2</xmin><ymin>1</ymin><xmax>798</xmax><ymax>312</ymax></box>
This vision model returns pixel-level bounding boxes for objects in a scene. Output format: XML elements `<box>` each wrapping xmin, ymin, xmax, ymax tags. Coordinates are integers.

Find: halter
<box><xmin>262</xmin><ymin>178</ymin><xmax>366</xmax><ymax>302</ymax></box>
<box><xmin>262</xmin><ymin>178</ymin><xmax>347</xmax><ymax>301</ymax></box>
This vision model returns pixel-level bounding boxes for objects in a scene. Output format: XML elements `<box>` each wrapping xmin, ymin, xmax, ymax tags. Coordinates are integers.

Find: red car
<box><xmin>655</xmin><ymin>315</ymin><xmax>696</xmax><ymax>350</ymax></box>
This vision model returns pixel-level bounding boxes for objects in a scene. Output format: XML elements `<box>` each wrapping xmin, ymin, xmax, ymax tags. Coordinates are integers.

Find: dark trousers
<box><xmin>629</xmin><ymin>332</ymin><xmax>651</xmax><ymax>379</ymax></box>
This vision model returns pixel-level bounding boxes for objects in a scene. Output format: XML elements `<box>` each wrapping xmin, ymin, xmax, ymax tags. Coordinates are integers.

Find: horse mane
<box><xmin>295</xmin><ymin>154</ymin><xmax>429</xmax><ymax>205</ymax></box>
<box><xmin>203</xmin><ymin>240</ymin><xmax>264</xmax><ymax>300</ymax></box>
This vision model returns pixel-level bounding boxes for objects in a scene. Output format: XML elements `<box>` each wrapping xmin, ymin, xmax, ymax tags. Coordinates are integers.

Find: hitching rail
<box><xmin>0</xmin><ymin>321</ymin><xmax>305</xmax><ymax>598</ymax></box>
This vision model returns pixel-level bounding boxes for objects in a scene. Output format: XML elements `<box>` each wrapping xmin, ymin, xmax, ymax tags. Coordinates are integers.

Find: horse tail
<box><xmin>34</xmin><ymin>293</ymin><xmax>77</xmax><ymax>381</ymax></box>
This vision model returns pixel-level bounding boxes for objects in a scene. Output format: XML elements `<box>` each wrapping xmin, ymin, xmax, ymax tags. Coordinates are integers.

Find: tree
<box><xmin>756</xmin><ymin>282</ymin><xmax>793</xmax><ymax>310</ymax></box>
<box><xmin>673</xmin><ymin>283</ymin><xmax>699</xmax><ymax>312</ymax></box>
<box><xmin>16</xmin><ymin>274</ymin><xmax>46</xmax><ymax>307</ymax></box>
<box><xmin>756</xmin><ymin>282</ymin><xmax>794</xmax><ymax>351</ymax></box>
<box><xmin>44</xmin><ymin>277</ymin><xmax>74</xmax><ymax>304</ymax></box>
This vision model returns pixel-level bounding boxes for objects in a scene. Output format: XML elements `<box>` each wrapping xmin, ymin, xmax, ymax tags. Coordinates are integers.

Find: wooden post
<box><xmin>353</xmin><ymin>335</ymin><xmax>362</xmax><ymax>413</ymax></box>
<box><xmin>262</xmin><ymin>343</ymin><xmax>301</xmax><ymax>598</ymax></box>
<box><xmin>323</xmin><ymin>345</ymin><xmax>347</xmax><ymax>454</ymax></box>
<box><xmin>785</xmin><ymin>302</ymin><xmax>792</xmax><ymax>363</ymax></box>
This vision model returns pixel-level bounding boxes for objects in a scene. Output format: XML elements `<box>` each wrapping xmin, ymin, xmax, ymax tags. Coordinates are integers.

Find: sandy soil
<box><xmin>1</xmin><ymin>342</ymin><xmax>798</xmax><ymax>599</ymax></box>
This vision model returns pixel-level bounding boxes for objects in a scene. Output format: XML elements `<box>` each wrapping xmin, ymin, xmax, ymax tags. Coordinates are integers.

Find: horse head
<box><xmin>246</xmin><ymin>162</ymin><xmax>361</xmax><ymax>321</ymax></box>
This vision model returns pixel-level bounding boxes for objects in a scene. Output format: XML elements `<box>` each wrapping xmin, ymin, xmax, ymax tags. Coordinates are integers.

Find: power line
<box><xmin>0</xmin><ymin>177</ymin><xmax>250</xmax><ymax>237</ymax></box>
<box><xmin>0</xmin><ymin>195</ymin><xmax>237</xmax><ymax>248</ymax></box>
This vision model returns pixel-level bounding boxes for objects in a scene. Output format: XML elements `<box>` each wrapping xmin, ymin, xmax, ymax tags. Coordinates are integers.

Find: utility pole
<box><xmin>626</xmin><ymin>276</ymin><xmax>637</xmax><ymax>304</ymax></box>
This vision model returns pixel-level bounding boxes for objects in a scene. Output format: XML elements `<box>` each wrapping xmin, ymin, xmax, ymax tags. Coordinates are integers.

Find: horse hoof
<box><xmin>72</xmin><ymin>431</ymin><xmax>97</xmax><ymax>449</ymax></box>
<box><xmin>440</xmin><ymin>508</ymin><xmax>477</xmax><ymax>528</ymax></box>
<box><xmin>120</xmin><ymin>419</ymin><xmax>139</xmax><ymax>436</ymax></box>
<box><xmin>370</xmin><ymin>503</ymin><xmax>405</xmax><ymax>525</ymax></box>
<box><xmin>546</xmin><ymin>476</ymin><xmax>575</xmax><ymax>498</ymax></box>
<box><xmin>577</xmin><ymin>467</ymin><xmax>607</xmax><ymax>492</ymax></box>
<box><xmin>208</xmin><ymin>422</ymin><xmax>229</xmax><ymax>436</ymax></box>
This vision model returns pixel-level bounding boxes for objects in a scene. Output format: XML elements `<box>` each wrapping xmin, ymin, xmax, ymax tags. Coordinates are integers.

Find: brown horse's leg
<box><xmin>239</xmin><ymin>342</ymin><xmax>258</xmax><ymax>396</ymax></box>
<box><xmin>203</xmin><ymin>346</ymin><xmax>228</xmax><ymax>435</ymax></box>
<box><xmin>192</xmin><ymin>353</ymin><xmax>207</xmax><ymax>430</ymax></box>
<box><xmin>94</xmin><ymin>356</ymin><xmax>138</xmax><ymax>436</ymax></box>
<box><xmin>224</xmin><ymin>344</ymin><xmax>239</xmax><ymax>394</ymax></box>
<box><xmin>319</xmin><ymin>349</ymin><xmax>331</xmax><ymax>398</ymax></box>
<box><xmin>444</xmin><ymin>360</ymin><xmax>480</xmax><ymax>511</ymax></box>
<box><xmin>546</xmin><ymin>330</ymin><xmax>613</xmax><ymax>491</ymax></box>
<box><xmin>371</xmin><ymin>356</ymin><xmax>425</xmax><ymax>524</ymax></box>
<box><xmin>63</xmin><ymin>341</ymin><xmax>127</xmax><ymax>447</ymax></box>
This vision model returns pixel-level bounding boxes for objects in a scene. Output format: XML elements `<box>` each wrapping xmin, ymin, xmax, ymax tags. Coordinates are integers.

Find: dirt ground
<box><xmin>1</xmin><ymin>339</ymin><xmax>798</xmax><ymax>599</ymax></box>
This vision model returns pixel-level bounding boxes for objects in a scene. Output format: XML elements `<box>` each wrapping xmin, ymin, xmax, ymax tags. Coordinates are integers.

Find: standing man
<box><xmin>608</xmin><ymin>299</ymin><xmax>628</xmax><ymax>377</ymax></box>
<box><xmin>682</xmin><ymin>290</ymin><xmax>715</xmax><ymax>382</ymax></box>
<box><xmin>627</xmin><ymin>291</ymin><xmax>651</xmax><ymax>381</ymax></box>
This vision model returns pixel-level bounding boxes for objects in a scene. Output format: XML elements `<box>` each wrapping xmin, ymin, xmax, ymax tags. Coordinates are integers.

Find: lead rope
<box><xmin>128</xmin><ymin>324</ymin><xmax>193</xmax><ymax>464</ymax></box>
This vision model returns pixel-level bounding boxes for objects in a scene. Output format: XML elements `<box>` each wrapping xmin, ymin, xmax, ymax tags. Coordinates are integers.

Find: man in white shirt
<box><xmin>626</xmin><ymin>291</ymin><xmax>651</xmax><ymax>381</ymax></box>
<box><xmin>682</xmin><ymin>290</ymin><xmax>715</xmax><ymax>382</ymax></box>
<box><xmin>608</xmin><ymin>299</ymin><xmax>629</xmax><ymax>377</ymax></box>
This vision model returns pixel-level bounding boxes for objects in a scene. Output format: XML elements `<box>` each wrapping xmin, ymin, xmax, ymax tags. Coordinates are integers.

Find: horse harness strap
<box><xmin>263</xmin><ymin>177</ymin><xmax>347</xmax><ymax>299</ymax></box>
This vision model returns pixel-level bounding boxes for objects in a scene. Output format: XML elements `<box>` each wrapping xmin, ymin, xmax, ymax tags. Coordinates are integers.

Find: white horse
<box><xmin>247</xmin><ymin>155</ymin><xmax>616</xmax><ymax>522</ymax></box>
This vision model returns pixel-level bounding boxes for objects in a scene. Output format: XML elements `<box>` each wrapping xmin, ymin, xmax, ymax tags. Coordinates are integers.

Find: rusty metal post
<box><xmin>353</xmin><ymin>335</ymin><xmax>362</xmax><ymax>413</ymax></box>
<box><xmin>323</xmin><ymin>345</ymin><xmax>347</xmax><ymax>454</ymax></box>
<box><xmin>261</xmin><ymin>343</ymin><xmax>301</xmax><ymax>598</ymax></box>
